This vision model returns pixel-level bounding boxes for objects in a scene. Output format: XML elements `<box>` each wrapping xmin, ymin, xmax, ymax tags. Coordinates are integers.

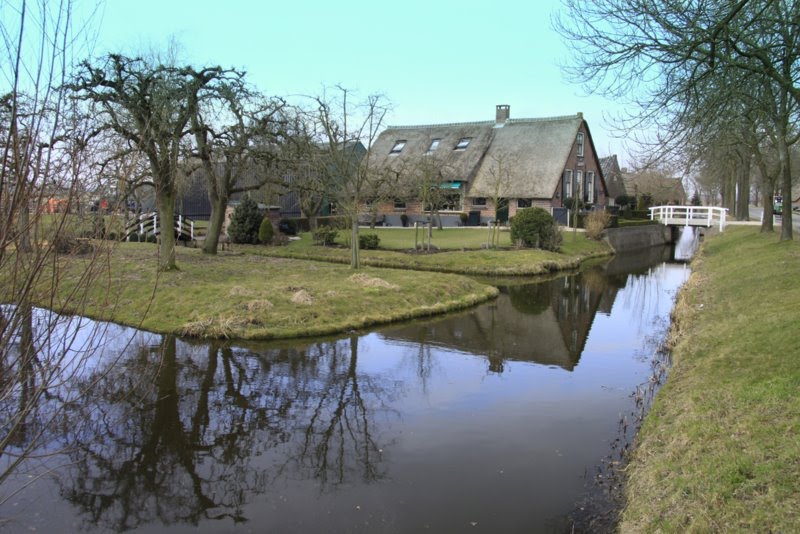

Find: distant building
<box><xmin>368</xmin><ymin>105</ymin><xmax>609</xmax><ymax>226</ymax></box>
<box><xmin>599</xmin><ymin>154</ymin><xmax>628</xmax><ymax>203</ymax></box>
<box><xmin>623</xmin><ymin>169</ymin><xmax>687</xmax><ymax>205</ymax></box>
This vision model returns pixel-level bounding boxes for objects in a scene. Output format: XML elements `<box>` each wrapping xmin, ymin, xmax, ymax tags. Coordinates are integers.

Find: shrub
<box><xmin>359</xmin><ymin>233</ymin><xmax>380</xmax><ymax>249</ymax></box>
<box><xmin>615</xmin><ymin>194</ymin><xmax>634</xmax><ymax>208</ymax></box>
<box><xmin>227</xmin><ymin>196</ymin><xmax>262</xmax><ymax>244</ymax></box>
<box><xmin>146</xmin><ymin>234</ymin><xmax>157</xmax><ymax>243</ymax></box>
<box><xmin>258</xmin><ymin>216</ymin><xmax>275</xmax><ymax>244</ymax></box>
<box><xmin>563</xmin><ymin>197</ymin><xmax>584</xmax><ymax>211</ymax></box>
<box><xmin>584</xmin><ymin>210</ymin><xmax>612</xmax><ymax>240</ymax></box>
<box><xmin>510</xmin><ymin>207</ymin><xmax>563</xmax><ymax>251</ymax></box>
<box><xmin>312</xmin><ymin>226</ymin><xmax>338</xmax><ymax>246</ymax></box>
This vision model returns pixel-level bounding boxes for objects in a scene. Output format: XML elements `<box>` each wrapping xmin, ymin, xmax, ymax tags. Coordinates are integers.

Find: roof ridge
<box><xmin>385</xmin><ymin>113</ymin><xmax>581</xmax><ymax>130</ymax></box>
<box><xmin>385</xmin><ymin>119</ymin><xmax>494</xmax><ymax>130</ymax></box>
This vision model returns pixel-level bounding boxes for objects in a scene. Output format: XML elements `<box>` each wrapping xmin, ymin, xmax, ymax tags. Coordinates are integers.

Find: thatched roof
<box><xmin>600</xmin><ymin>154</ymin><xmax>628</xmax><ymax>199</ymax></box>
<box><xmin>624</xmin><ymin>171</ymin><xmax>687</xmax><ymax>204</ymax></box>
<box><xmin>369</xmin><ymin>113</ymin><xmax>585</xmax><ymax>198</ymax></box>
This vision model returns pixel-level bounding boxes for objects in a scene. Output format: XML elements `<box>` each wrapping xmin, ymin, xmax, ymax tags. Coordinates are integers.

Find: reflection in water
<box><xmin>1</xmin><ymin>246</ymin><xmax>690</xmax><ymax>533</ymax></box>
<box><xmin>54</xmin><ymin>334</ymin><xmax>397</xmax><ymax>531</ymax></box>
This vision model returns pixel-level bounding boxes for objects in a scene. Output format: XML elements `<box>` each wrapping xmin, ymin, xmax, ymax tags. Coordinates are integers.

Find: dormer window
<box><xmin>454</xmin><ymin>137</ymin><xmax>472</xmax><ymax>151</ymax></box>
<box><xmin>576</xmin><ymin>132</ymin><xmax>584</xmax><ymax>157</ymax></box>
<box><xmin>426</xmin><ymin>138</ymin><xmax>441</xmax><ymax>153</ymax></box>
<box><xmin>390</xmin><ymin>140</ymin><xmax>406</xmax><ymax>154</ymax></box>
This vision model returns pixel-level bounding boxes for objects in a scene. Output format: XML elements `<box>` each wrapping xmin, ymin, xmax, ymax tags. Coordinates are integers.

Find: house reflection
<box><xmin>380</xmin><ymin>245</ymin><xmax>673</xmax><ymax>373</ymax></box>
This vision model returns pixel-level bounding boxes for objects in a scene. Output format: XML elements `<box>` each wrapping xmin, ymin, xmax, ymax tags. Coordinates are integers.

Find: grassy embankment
<box><xmin>258</xmin><ymin>227</ymin><xmax>610</xmax><ymax>276</ymax></box>
<box><xmin>2</xmin><ymin>228</ymin><xmax>608</xmax><ymax>339</ymax></box>
<box><xmin>621</xmin><ymin>226</ymin><xmax>800</xmax><ymax>531</ymax></box>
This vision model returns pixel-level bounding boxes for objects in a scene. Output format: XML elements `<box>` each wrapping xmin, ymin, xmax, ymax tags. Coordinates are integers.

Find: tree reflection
<box><xmin>55</xmin><ymin>333</ymin><xmax>396</xmax><ymax>530</ymax></box>
<box><xmin>292</xmin><ymin>335</ymin><xmax>389</xmax><ymax>487</ymax></box>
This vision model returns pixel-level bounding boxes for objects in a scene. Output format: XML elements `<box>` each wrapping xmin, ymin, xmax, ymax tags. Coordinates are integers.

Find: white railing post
<box><xmin>720</xmin><ymin>208</ymin><xmax>726</xmax><ymax>231</ymax></box>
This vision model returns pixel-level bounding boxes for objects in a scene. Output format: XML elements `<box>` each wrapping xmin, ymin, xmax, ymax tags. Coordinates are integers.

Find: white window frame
<box><xmin>586</xmin><ymin>171</ymin><xmax>595</xmax><ymax>203</ymax></box>
<box><xmin>454</xmin><ymin>137</ymin><xmax>471</xmax><ymax>151</ymax></box>
<box><xmin>390</xmin><ymin>140</ymin><xmax>406</xmax><ymax>154</ymax></box>
<box><xmin>564</xmin><ymin>169</ymin><xmax>573</xmax><ymax>198</ymax></box>
<box><xmin>576</xmin><ymin>132</ymin><xmax>584</xmax><ymax>157</ymax></box>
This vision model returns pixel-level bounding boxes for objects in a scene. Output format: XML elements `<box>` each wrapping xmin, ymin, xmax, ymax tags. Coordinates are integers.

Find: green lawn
<box><xmin>257</xmin><ymin>228</ymin><xmax>610</xmax><ymax>276</ymax></box>
<box><xmin>1</xmin><ymin>242</ymin><xmax>497</xmax><ymax>340</ymax></box>
<box><xmin>621</xmin><ymin>226</ymin><xmax>800</xmax><ymax>532</ymax></box>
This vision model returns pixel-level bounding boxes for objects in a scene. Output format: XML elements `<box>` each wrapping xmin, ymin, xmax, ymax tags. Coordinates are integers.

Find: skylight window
<box><xmin>390</xmin><ymin>140</ymin><xmax>406</xmax><ymax>154</ymax></box>
<box><xmin>427</xmin><ymin>138</ymin><xmax>441</xmax><ymax>152</ymax></box>
<box><xmin>454</xmin><ymin>137</ymin><xmax>472</xmax><ymax>151</ymax></box>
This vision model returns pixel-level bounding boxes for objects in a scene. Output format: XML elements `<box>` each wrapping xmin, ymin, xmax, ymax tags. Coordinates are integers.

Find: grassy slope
<box><xmin>4</xmin><ymin>242</ymin><xmax>498</xmax><ymax>340</ymax></box>
<box><xmin>621</xmin><ymin>226</ymin><xmax>800</xmax><ymax>532</ymax></box>
<box><xmin>259</xmin><ymin>228</ymin><xmax>609</xmax><ymax>276</ymax></box>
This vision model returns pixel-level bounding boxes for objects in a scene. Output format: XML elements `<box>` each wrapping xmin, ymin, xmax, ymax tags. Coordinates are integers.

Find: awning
<box><xmin>439</xmin><ymin>181</ymin><xmax>464</xmax><ymax>190</ymax></box>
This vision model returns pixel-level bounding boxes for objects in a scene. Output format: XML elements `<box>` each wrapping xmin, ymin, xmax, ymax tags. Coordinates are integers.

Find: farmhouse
<box><xmin>368</xmin><ymin>105</ymin><xmax>609</xmax><ymax>226</ymax></box>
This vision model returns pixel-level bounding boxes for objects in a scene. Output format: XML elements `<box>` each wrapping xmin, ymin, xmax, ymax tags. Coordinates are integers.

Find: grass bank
<box><xmin>258</xmin><ymin>228</ymin><xmax>610</xmax><ymax>276</ymax></box>
<box><xmin>621</xmin><ymin>226</ymin><xmax>800</xmax><ymax>531</ymax></box>
<box><xmin>2</xmin><ymin>242</ymin><xmax>498</xmax><ymax>340</ymax></box>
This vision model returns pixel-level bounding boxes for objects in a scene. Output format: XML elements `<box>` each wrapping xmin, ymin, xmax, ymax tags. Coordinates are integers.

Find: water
<box><xmin>0</xmin><ymin>239</ymin><xmax>695</xmax><ymax>533</ymax></box>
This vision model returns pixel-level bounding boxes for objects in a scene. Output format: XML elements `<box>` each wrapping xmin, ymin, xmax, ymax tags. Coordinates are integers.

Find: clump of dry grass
<box><xmin>348</xmin><ymin>273</ymin><xmax>399</xmax><ymax>289</ymax></box>
<box><xmin>291</xmin><ymin>289</ymin><xmax>314</xmax><ymax>305</ymax></box>
<box><xmin>245</xmin><ymin>299</ymin><xmax>273</xmax><ymax>313</ymax></box>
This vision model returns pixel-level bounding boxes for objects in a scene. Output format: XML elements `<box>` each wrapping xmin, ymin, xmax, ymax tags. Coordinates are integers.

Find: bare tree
<box><xmin>0</xmin><ymin>0</ymin><xmax>127</xmax><ymax>503</ymax></box>
<box><xmin>311</xmin><ymin>86</ymin><xmax>390</xmax><ymax>269</ymax></box>
<box><xmin>190</xmin><ymin>78</ymin><xmax>288</xmax><ymax>254</ymax></box>
<box><xmin>72</xmin><ymin>55</ymin><xmax>240</xmax><ymax>269</ymax></box>
<box><xmin>555</xmin><ymin>0</ymin><xmax>799</xmax><ymax>240</ymax></box>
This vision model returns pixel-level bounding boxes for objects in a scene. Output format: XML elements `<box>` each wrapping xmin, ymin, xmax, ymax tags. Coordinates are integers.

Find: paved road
<box><xmin>747</xmin><ymin>206</ymin><xmax>800</xmax><ymax>235</ymax></box>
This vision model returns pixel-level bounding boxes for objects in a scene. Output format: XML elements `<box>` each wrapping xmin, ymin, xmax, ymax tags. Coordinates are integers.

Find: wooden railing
<box><xmin>125</xmin><ymin>212</ymin><xmax>195</xmax><ymax>241</ymax></box>
<box><xmin>649</xmin><ymin>206</ymin><xmax>728</xmax><ymax>231</ymax></box>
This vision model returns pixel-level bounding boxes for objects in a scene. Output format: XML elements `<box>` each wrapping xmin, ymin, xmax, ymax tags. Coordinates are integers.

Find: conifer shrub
<box><xmin>510</xmin><ymin>207</ymin><xmax>563</xmax><ymax>251</ymax></box>
<box><xmin>227</xmin><ymin>196</ymin><xmax>262</xmax><ymax>244</ymax></box>
<box><xmin>258</xmin><ymin>216</ymin><xmax>275</xmax><ymax>244</ymax></box>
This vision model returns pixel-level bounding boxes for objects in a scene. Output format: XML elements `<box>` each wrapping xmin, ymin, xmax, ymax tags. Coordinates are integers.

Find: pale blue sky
<box><xmin>88</xmin><ymin>0</ymin><xmax>630</xmax><ymax>164</ymax></box>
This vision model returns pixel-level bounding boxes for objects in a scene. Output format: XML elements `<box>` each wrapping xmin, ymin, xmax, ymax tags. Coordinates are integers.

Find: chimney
<box><xmin>496</xmin><ymin>104</ymin><xmax>510</xmax><ymax>125</ymax></box>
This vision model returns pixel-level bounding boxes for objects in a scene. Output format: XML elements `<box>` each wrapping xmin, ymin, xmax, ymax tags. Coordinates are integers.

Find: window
<box><xmin>390</xmin><ymin>140</ymin><xmax>406</xmax><ymax>154</ymax></box>
<box><xmin>586</xmin><ymin>172</ymin><xmax>595</xmax><ymax>203</ymax></box>
<box><xmin>393</xmin><ymin>199</ymin><xmax>406</xmax><ymax>210</ymax></box>
<box><xmin>575</xmin><ymin>171</ymin><xmax>583</xmax><ymax>197</ymax></box>
<box><xmin>517</xmin><ymin>198</ymin><xmax>532</xmax><ymax>208</ymax></box>
<box><xmin>563</xmin><ymin>169</ymin><xmax>573</xmax><ymax>198</ymax></box>
<box><xmin>454</xmin><ymin>137</ymin><xmax>472</xmax><ymax>150</ymax></box>
<box><xmin>576</xmin><ymin>132</ymin><xmax>584</xmax><ymax>157</ymax></box>
<box><xmin>426</xmin><ymin>138</ymin><xmax>441</xmax><ymax>153</ymax></box>
<box><xmin>472</xmin><ymin>197</ymin><xmax>487</xmax><ymax>207</ymax></box>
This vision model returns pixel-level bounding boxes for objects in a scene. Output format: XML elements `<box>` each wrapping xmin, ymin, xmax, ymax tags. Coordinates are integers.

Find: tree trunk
<box><xmin>736</xmin><ymin>153</ymin><xmax>750</xmax><ymax>221</ymax></box>
<box><xmin>156</xmin><ymin>189</ymin><xmax>177</xmax><ymax>271</ymax></box>
<box><xmin>761</xmin><ymin>188</ymin><xmax>774</xmax><ymax>233</ymax></box>
<box><xmin>350</xmin><ymin>214</ymin><xmax>360</xmax><ymax>269</ymax></box>
<box><xmin>203</xmin><ymin>193</ymin><xmax>228</xmax><ymax>255</ymax></box>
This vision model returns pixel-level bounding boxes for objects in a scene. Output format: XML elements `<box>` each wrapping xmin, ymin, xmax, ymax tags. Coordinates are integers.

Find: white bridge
<box><xmin>649</xmin><ymin>206</ymin><xmax>728</xmax><ymax>231</ymax></box>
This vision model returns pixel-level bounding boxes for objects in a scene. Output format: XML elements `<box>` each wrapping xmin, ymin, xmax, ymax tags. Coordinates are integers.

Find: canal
<box><xmin>0</xmin><ymin>233</ymin><xmax>696</xmax><ymax>533</ymax></box>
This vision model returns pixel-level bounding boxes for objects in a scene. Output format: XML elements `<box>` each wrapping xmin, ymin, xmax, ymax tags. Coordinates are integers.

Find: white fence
<box><xmin>649</xmin><ymin>206</ymin><xmax>728</xmax><ymax>231</ymax></box>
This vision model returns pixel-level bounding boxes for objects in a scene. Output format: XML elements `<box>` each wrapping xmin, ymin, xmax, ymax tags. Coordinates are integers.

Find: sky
<box><xmin>83</xmin><ymin>0</ymin><xmax>632</xmax><ymax>165</ymax></box>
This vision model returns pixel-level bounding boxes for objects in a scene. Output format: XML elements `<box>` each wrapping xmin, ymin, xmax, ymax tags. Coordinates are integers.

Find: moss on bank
<box><xmin>620</xmin><ymin>227</ymin><xmax>800</xmax><ymax>532</ymax></box>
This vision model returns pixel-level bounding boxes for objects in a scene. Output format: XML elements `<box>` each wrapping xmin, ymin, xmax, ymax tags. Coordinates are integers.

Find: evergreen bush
<box><xmin>359</xmin><ymin>233</ymin><xmax>380</xmax><ymax>249</ymax></box>
<box><xmin>510</xmin><ymin>207</ymin><xmax>562</xmax><ymax>251</ymax></box>
<box><xmin>227</xmin><ymin>196</ymin><xmax>262</xmax><ymax>244</ymax></box>
<box><xmin>258</xmin><ymin>216</ymin><xmax>275</xmax><ymax>244</ymax></box>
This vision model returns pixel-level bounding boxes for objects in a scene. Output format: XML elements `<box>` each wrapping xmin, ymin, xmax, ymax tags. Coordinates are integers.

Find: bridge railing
<box><xmin>649</xmin><ymin>205</ymin><xmax>728</xmax><ymax>231</ymax></box>
<box><xmin>125</xmin><ymin>212</ymin><xmax>195</xmax><ymax>241</ymax></box>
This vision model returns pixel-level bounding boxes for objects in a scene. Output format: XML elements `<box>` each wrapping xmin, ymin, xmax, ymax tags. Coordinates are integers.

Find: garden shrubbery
<box><xmin>258</xmin><ymin>216</ymin><xmax>275</xmax><ymax>244</ymax></box>
<box><xmin>312</xmin><ymin>226</ymin><xmax>338</xmax><ymax>246</ymax></box>
<box><xmin>584</xmin><ymin>210</ymin><xmax>612</xmax><ymax>240</ymax></box>
<box><xmin>359</xmin><ymin>233</ymin><xmax>380</xmax><ymax>249</ymax></box>
<box><xmin>510</xmin><ymin>207</ymin><xmax>563</xmax><ymax>251</ymax></box>
<box><xmin>227</xmin><ymin>196</ymin><xmax>262</xmax><ymax>244</ymax></box>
